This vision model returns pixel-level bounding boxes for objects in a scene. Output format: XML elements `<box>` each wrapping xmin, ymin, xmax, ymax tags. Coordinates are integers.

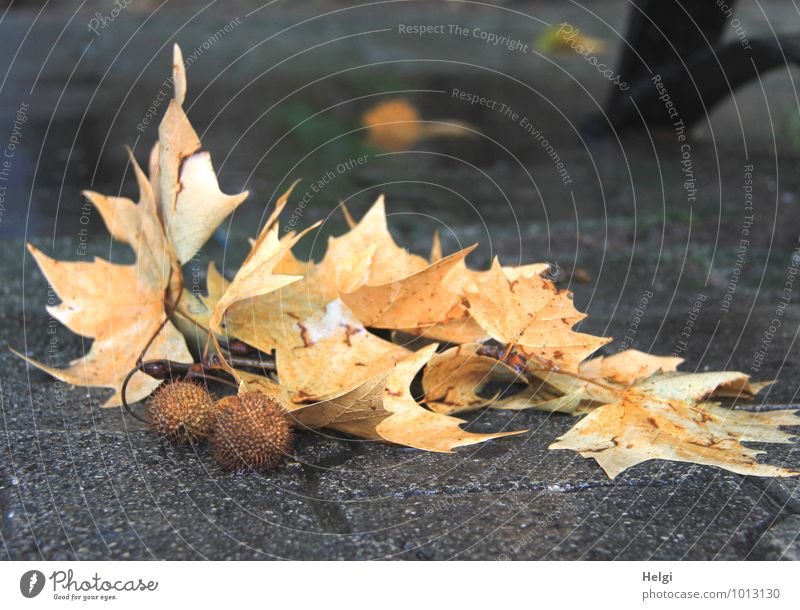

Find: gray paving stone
<box><xmin>306</xmin><ymin>468</ymin><xmax>781</xmax><ymax>560</ymax></box>
<box><xmin>299</xmin><ymin>415</ymin><xmax>798</xmax><ymax>559</ymax></box>
<box><xmin>749</xmin><ymin>515</ymin><xmax>800</xmax><ymax>560</ymax></box>
<box><xmin>0</xmin><ymin>429</ymin><xmax>400</xmax><ymax>560</ymax></box>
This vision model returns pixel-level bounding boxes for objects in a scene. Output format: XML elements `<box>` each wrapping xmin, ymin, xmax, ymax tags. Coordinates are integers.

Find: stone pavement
<box><xmin>1</xmin><ymin>0</ymin><xmax>800</xmax><ymax>560</ymax></box>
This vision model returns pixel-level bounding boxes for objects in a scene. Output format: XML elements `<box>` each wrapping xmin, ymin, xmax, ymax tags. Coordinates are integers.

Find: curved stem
<box><xmin>120</xmin><ymin>364</ymin><xmax>151</xmax><ymax>425</ymax></box>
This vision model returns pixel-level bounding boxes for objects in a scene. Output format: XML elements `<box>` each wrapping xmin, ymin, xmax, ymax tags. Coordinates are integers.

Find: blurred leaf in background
<box><xmin>362</xmin><ymin>98</ymin><xmax>474</xmax><ymax>152</ymax></box>
<box><xmin>535</xmin><ymin>22</ymin><xmax>608</xmax><ymax>55</ymax></box>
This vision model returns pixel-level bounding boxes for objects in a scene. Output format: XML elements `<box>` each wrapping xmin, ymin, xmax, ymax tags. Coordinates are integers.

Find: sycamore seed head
<box><xmin>211</xmin><ymin>392</ymin><xmax>294</xmax><ymax>472</ymax></box>
<box><xmin>146</xmin><ymin>380</ymin><xmax>216</xmax><ymax>443</ymax></box>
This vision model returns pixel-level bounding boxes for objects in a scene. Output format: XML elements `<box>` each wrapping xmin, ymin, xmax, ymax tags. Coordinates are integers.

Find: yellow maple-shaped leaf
<box><xmin>509</xmin><ymin>349</ymin><xmax>771</xmax><ymax>417</ymax></box>
<box><xmin>396</xmin><ymin>316</ymin><xmax>490</xmax><ymax>345</ymax></box>
<box><xmin>212</xmin><ymin>224</ymin><xmax>319</xmax><ymax>351</ymax></box>
<box><xmin>375</xmin><ymin>344</ymin><xmax>525</xmax><ymax>452</ymax></box>
<box><xmin>578</xmin><ymin>349</ymin><xmax>683</xmax><ymax>385</ymax></box>
<box><xmin>220</xmin><ymin>232</ymin><xmax>367</xmax><ymax>355</ymax></box>
<box><xmin>341</xmin><ymin>246</ymin><xmax>476</xmax><ymax>329</ymax></box>
<box><xmin>422</xmin><ymin>343</ymin><xmax>587</xmax><ymax>415</ymax></box>
<box><xmin>422</xmin><ymin>344</ymin><xmax>524</xmax><ymax>414</ymax></box>
<box><xmin>423</xmin><ymin>348</ymin><xmax>682</xmax><ymax>416</ymax></box>
<box><xmin>14</xmin><ymin>157</ymin><xmax>192</xmax><ymax>406</ymax></box>
<box><xmin>529</xmin><ymin>349</ymin><xmax>684</xmax><ymax>408</ymax></box>
<box><xmin>314</xmin><ymin>195</ymin><xmax>428</xmax><ymax>297</ymax></box>
<box><xmin>463</xmin><ymin>258</ymin><xmax>609</xmax><ymax>370</ymax></box>
<box><xmin>223</xmin><ymin>197</ymin><xmax>543</xmax><ymax>354</ymax></box>
<box><xmin>222</xmin><ymin>279</ymin><xmax>326</xmax><ymax>354</ymax></box>
<box><xmin>385</xmin><ymin>259</ymin><xmax>551</xmax><ymax>344</ymax></box>
<box><xmin>16</xmin><ymin>45</ymin><xmax>252</xmax><ymax>406</ymax></box>
<box><xmin>273</xmin><ymin>231</ymin><xmax>312</xmax><ymax>276</ymax></box>
<box><xmin>494</xmin><ymin>387</ymin><xmax>588</xmax><ymax>414</ymax></box>
<box><xmin>276</xmin><ymin>300</ymin><xmax>411</xmax><ymax>402</ymax></box>
<box><xmin>289</xmin><ymin>372</ymin><xmax>391</xmax><ymax>439</ymax></box>
<box><xmin>445</xmin><ymin>259</ymin><xmax>552</xmax><ymax>294</ymax></box>
<box><xmin>234</xmin><ymin>369</ymin><xmax>291</xmax><ymax>406</ymax></box>
<box><xmin>208</xmin><ymin>185</ymin><xmax>318</xmax><ymax>334</ymax></box>
<box><xmin>286</xmin><ymin>344</ymin><xmax>525</xmax><ymax>451</ymax></box>
<box><xmin>550</xmin><ymin>371</ymin><xmax>800</xmax><ymax>478</ymax></box>
<box><xmin>535</xmin><ymin>349</ymin><xmax>766</xmax><ymax>409</ymax></box>
<box><xmin>157</xmin><ymin>45</ymin><xmax>248</xmax><ymax>265</ymax></box>
<box><xmin>219</xmin><ymin>196</ymin><xmax>427</xmax><ymax>354</ymax></box>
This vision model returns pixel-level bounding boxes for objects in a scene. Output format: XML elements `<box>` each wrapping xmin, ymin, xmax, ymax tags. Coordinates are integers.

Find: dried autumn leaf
<box><xmin>528</xmin><ymin>349</ymin><xmax>770</xmax><ymax>417</ymax></box>
<box><xmin>389</xmin><ymin>259</ymin><xmax>551</xmax><ymax>345</ymax></box>
<box><xmin>208</xmin><ymin>186</ymin><xmax>319</xmax><ymax>334</ymax></box>
<box><xmin>229</xmin><ymin>368</ymin><xmax>291</xmax><ymax>406</ymax></box>
<box><xmin>550</xmin><ymin>371</ymin><xmax>800</xmax><ymax>478</ymax></box>
<box><xmin>220</xmin><ymin>245</ymin><xmax>366</xmax><ymax>356</ymax></box>
<box><xmin>223</xmin><ymin>197</ymin><xmax>553</xmax><ymax>356</ymax></box>
<box><xmin>218</xmin><ymin>196</ymin><xmax>428</xmax><ymax>355</ymax></box>
<box><xmin>422</xmin><ymin>343</ymin><xmax>588</xmax><ymax>415</ymax></box>
<box><xmin>396</xmin><ymin>316</ymin><xmax>490</xmax><ymax>345</ymax></box>
<box><xmin>362</xmin><ymin>99</ymin><xmax>474</xmax><ymax>152</ymax></box>
<box><xmin>533</xmin><ymin>349</ymin><xmax>767</xmax><ymax>411</ymax></box>
<box><xmin>216</xmin><ymin>224</ymin><xmax>323</xmax><ymax>352</ymax></box>
<box><xmin>315</xmin><ymin>195</ymin><xmax>428</xmax><ymax>294</ymax></box>
<box><xmin>276</xmin><ymin>300</ymin><xmax>411</xmax><ymax>402</ymax></box>
<box><xmin>423</xmin><ymin>344</ymin><xmax>525</xmax><ymax>414</ymax></box>
<box><xmin>494</xmin><ymin>388</ymin><xmax>588</xmax><ymax>414</ymax></box>
<box><xmin>530</xmin><ymin>349</ymin><xmax>685</xmax><ymax>407</ymax></box>
<box><xmin>340</xmin><ymin>246</ymin><xmax>477</xmax><ymax>330</ymax></box>
<box><xmin>222</xmin><ymin>280</ymin><xmax>326</xmax><ymax>354</ymax></box>
<box><xmin>287</xmin><ymin>344</ymin><xmax>525</xmax><ymax>451</ymax></box>
<box><xmin>157</xmin><ymin>45</ymin><xmax>248</xmax><ymax>265</ymax></box>
<box><xmin>463</xmin><ymin>258</ymin><xmax>610</xmax><ymax>370</ymax></box>
<box><xmin>375</xmin><ymin>344</ymin><xmax>524</xmax><ymax>452</ymax></box>
<box><xmin>15</xmin><ymin>44</ymin><xmax>252</xmax><ymax>406</ymax></box>
<box><xmin>578</xmin><ymin>349</ymin><xmax>683</xmax><ymax>385</ymax></box>
<box><xmin>445</xmin><ymin>260</ymin><xmax>553</xmax><ymax>294</ymax></box>
<box><xmin>289</xmin><ymin>372</ymin><xmax>391</xmax><ymax>439</ymax></box>
<box><xmin>424</xmin><ymin>348</ymin><xmax>684</xmax><ymax>416</ymax></box>
<box><xmin>14</xmin><ymin>157</ymin><xmax>191</xmax><ymax>406</ymax></box>
<box><xmin>273</xmin><ymin>231</ymin><xmax>313</xmax><ymax>276</ymax></box>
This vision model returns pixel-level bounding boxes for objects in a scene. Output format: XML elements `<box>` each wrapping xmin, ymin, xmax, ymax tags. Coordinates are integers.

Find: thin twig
<box><xmin>120</xmin><ymin>363</ymin><xmax>152</xmax><ymax>425</ymax></box>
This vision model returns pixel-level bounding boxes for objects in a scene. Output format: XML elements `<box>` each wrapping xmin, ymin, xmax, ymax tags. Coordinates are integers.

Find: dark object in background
<box><xmin>584</xmin><ymin>0</ymin><xmax>800</xmax><ymax>137</ymax></box>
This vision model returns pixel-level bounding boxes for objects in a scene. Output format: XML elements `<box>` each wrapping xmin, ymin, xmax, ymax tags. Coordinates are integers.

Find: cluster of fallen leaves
<box><xmin>15</xmin><ymin>46</ymin><xmax>800</xmax><ymax>479</ymax></box>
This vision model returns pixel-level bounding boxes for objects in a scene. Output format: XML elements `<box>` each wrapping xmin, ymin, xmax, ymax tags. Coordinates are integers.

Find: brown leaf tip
<box><xmin>211</xmin><ymin>392</ymin><xmax>294</xmax><ymax>472</ymax></box>
<box><xmin>147</xmin><ymin>381</ymin><xmax>216</xmax><ymax>443</ymax></box>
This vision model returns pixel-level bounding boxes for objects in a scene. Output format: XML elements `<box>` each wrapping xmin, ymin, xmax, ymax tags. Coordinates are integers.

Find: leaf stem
<box><xmin>531</xmin><ymin>366</ymin><xmax>623</xmax><ymax>394</ymax></box>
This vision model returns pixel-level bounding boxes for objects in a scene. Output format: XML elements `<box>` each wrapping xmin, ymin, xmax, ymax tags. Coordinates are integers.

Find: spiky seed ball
<box><xmin>211</xmin><ymin>393</ymin><xmax>294</xmax><ymax>471</ymax></box>
<box><xmin>146</xmin><ymin>381</ymin><xmax>216</xmax><ymax>443</ymax></box>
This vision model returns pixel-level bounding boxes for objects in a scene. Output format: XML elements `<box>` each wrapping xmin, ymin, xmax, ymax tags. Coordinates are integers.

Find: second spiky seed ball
<box><xmin>211</xmin><ymin>392</ymin><xmax>294</xmax><ymax>471</ymax></box>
